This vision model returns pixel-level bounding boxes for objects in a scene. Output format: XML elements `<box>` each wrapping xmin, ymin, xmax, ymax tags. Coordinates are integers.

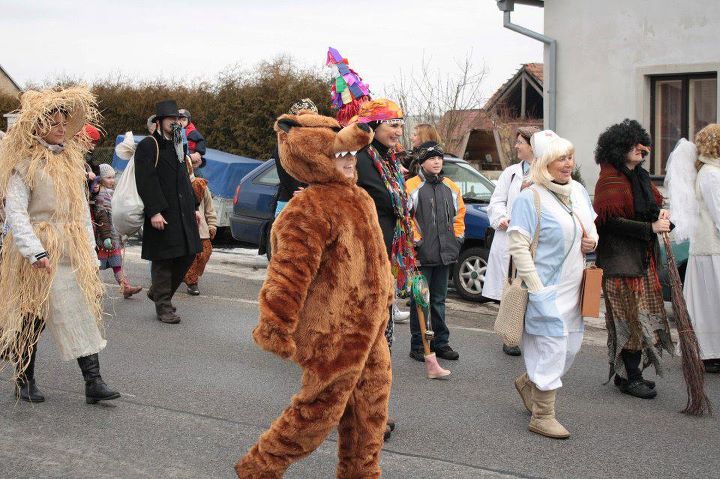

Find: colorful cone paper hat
<box><xmin>326</xmin><ymin>47</ymin><xmax>371</xmax><ymax>126</ymax></box>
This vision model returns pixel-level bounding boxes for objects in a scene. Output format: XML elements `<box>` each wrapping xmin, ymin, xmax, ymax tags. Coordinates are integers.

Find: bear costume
<box><xmin>235</xmin><ymin>112</ymin><xmax>395</xmax><ymax>478</ymax></box>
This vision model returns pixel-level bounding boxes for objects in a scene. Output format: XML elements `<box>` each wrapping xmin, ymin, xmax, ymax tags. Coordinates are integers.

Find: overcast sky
<box><xmin>1</xmin><ymin>0</ymin><xmax>544</xmax><ymax>104</ymax></box>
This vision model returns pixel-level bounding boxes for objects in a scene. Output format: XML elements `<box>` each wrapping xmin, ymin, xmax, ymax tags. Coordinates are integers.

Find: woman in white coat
<box><xmin>483</xmin><ymin>127</ymin><xmax>552</xmax><ymax>356</ymax></box>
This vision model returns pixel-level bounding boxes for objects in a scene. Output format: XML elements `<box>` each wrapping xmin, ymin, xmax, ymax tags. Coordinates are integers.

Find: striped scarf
<box><xmin>367</xmin><ymin>145</ymin><xmax>418</xmax><ymax>295</ymax></box>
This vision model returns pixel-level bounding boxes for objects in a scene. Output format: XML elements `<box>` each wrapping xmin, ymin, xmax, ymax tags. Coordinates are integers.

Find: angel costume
<box><xmin>666</xmin><ymin>130</ymin><xmax>720</xmax><ymax>367</ymax></box>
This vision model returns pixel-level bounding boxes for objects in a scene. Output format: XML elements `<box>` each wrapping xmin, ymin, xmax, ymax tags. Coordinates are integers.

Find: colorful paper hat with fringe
<box><xmin>351</xmin><ymin>98</ymin><xmax>403</xmax><ymax>124</ymax></box>
<box><xmin>326</xmin><ymin>47</ymin><xmax>371</xmax><ymax>126</ymax></box>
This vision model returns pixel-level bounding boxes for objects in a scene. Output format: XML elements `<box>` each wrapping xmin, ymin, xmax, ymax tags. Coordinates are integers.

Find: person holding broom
<box><xmin>593</xmin><ymin>119</ymin><xmax>675</xmax><ymax>400</ymax></box>
<box><xmin>406</xmin><ymin>141</ymin><xmax>465</xmax><ymax>366</ymax></box>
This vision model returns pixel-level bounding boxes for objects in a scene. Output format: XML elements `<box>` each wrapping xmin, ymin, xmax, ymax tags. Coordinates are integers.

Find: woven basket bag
<box><xmin>493</xmin><ymin>189</ymin><xmax>541</xmax><ymax>347</ymax></box>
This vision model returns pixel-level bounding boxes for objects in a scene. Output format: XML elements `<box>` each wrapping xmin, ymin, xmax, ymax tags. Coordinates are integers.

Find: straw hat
<box><xmin>12</xmin><ymin>87</ymin><xmax>99</xmax><ymax>145</ymax></box>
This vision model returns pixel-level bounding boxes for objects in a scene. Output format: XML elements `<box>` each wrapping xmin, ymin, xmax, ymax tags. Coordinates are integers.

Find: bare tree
<box><xmin>386</xmin><ymin>51</ymin><xmax>487</xmax><ymax>154</ymax></box>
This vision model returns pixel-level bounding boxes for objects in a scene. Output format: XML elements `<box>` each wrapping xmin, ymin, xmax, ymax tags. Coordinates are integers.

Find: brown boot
<box><xmin>120</xmin><ymin>279</ymin><xmax>142</xmax><ymax>299</ymax></box>
<box><xmin>528</xmin><ymin>385</ymin><xmax>570</xmax><ymax>439</ymax></box>
<box><xmin>514</xmin><ymin>372</ymin><xmax>532</xmax><ymax>413</ymax></box>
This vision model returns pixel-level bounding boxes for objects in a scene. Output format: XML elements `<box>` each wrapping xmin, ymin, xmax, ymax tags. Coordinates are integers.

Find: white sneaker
<box><xmin>393</xmin><ymin>303</ymin><xmax>410</xmax><ymax>324</ymax></box>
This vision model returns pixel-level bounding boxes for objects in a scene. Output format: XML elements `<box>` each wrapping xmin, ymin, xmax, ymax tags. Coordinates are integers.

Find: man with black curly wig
<box><xmin>593</xmin><ymin>119</ymin><xmax>675</xmax><ymax>400</ymax></box>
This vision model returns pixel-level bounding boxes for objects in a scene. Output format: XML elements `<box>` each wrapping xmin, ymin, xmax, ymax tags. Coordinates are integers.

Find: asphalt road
<box><xmin>1</xmin><ymin>247</ymin><xmax>719</xmax><ymax>479</ymax></box>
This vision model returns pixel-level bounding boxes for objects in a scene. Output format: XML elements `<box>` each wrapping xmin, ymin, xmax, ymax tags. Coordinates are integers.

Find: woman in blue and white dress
<box><xmin>507</xmin><ymin>135</ymin><xmax>598</xmax><ymax>439</ymax></box>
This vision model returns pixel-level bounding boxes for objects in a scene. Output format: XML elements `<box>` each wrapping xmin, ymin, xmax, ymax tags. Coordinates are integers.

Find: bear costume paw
<box><xmin>252</xmin><ymin>323</ymin><xmax>297</xmax><ymax>360</ymax></box>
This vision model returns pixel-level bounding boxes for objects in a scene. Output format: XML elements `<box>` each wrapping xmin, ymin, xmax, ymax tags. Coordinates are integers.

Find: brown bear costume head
<box><xmin>274</xmin><ymin>111</ymin><xmax>374</xmax><ymax>185</ymax></box>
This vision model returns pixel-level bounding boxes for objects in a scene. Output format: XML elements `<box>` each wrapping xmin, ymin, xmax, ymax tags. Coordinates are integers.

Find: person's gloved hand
<box><xmin>103</xmin><ymin>238</ymin><xmax>113</xmax><ymax>250</ymax></box>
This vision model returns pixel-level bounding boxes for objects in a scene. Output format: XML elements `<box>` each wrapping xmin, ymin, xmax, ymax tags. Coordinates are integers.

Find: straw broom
<box><xmin>662</xmin><ymin>233</ymin><xmax>713</xmax><ymax>416</ymax></box>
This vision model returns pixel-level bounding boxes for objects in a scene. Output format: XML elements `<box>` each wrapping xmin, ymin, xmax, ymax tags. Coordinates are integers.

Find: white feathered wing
<box><xmin>664</xmin><ymin>138</ymin><xmax>699</xmax><ymax>242</ymax></box>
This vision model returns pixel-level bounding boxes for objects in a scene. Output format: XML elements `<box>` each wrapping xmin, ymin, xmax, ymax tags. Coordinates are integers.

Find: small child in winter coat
<box><xmin>183</xmin><ymin>166</ymin><xmax>217</xmax><ymax>295</ymax></box>
<box><xmin>405</xmin><ymin>141</ymin><xmax>466</xmax><ymax>362</ymax></box>
<box><xmin>95</xmin><ymin>164</ymin><xmax>142</xmax><ymax>298</ymax></box>
<box><xmin>179</xmin><ymin>109</ymin><xmax>207</xmax><ymax>171</ymax></box>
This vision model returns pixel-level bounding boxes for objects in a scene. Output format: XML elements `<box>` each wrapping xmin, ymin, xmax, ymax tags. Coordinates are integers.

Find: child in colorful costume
<box><xmin>183</xmin><ymin>164</ymin><xmax>217</xmax><ymax>295</ymax></box>
<box><xmin>94</xmin><ymin>163</ymin><xmax>142</xmax><ymax>298</ymax></box>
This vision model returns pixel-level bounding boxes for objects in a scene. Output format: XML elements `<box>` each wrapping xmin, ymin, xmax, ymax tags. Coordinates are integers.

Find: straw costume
<box><xmin>0</xmin><ymin>87</ymin><xmax>119</xmax><ymax>404</ymax></box>
<box><xmin>235</xmin><ymin>112</ymin><xmax>394</xmax><ymax>479</ymax></box>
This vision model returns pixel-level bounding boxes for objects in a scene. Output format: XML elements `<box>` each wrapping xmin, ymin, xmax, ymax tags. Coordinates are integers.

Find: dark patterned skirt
<box><xmin>603</xmin><ymin>269</ymin><xmax>674</xmax><ymax>380</ymax></box>
<box><xmin>98</xmin><ymin>247</ymin><xmax>123</xmax><ymax>269</ymax></box>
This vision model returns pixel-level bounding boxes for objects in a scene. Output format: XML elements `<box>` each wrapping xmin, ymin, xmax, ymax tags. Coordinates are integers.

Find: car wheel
<box><xmin>453</xmin><ymin>246</ymin><xmax>489</xmax><ymax>302</ymax></box>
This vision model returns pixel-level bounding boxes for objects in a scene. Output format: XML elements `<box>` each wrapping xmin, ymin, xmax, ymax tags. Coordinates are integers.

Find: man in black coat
<box><xmin>135</xmin><ymin>100</ymin><xmax>202</xmax><ymax>324</ymax></box>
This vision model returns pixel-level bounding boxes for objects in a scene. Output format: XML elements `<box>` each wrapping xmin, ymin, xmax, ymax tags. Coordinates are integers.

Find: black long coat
<box><xmin>356</xmin><ymin>141</ymin><xmax>398</xmax><ymax>257</ymax></box>
<box><xmin>135</xmin><ymin>133</ymin><xmax>202</xmax><ymax>261</ymax></box>
<box><xmin>273</xmin><ymin>145</ymin><xmax>306</xmax><ymax>203</ymax></box>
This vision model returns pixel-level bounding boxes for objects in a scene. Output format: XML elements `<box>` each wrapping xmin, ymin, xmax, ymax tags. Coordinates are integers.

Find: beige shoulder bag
<box><xmin>493</xmin><ymin>189</ymin><xmax>541</xmax><ymax>347</ymax></box>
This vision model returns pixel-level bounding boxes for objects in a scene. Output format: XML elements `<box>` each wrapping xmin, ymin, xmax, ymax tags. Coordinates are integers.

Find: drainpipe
<box><xmin>496</xmin><ymin>1</ymin><xmax>556</xmax><ymax>131</ymax></box>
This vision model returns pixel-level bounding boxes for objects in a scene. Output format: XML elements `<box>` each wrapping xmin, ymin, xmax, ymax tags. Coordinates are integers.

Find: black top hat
<box><xmin>154</xmin><ymin>100</ymin><xmax>181</xmax><ymax>119</ymax></box>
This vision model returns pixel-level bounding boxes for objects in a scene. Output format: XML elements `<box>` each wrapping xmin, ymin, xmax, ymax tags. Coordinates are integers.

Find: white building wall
<box><xmin>543</xmin><ymin>0</ymin><xmax>720</xmax><ymax>193</ymax></box>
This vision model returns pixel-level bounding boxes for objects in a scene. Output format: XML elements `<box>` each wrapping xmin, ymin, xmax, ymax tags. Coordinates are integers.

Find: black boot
<box><xmin>614</xmin><ymin>374</ymin><xmax>655</xmax><ymax>389</ymax></box>
<box><xmin>77</xmin><ymin>354</ymin><xmax>120</xmax><ymax>404</ymax></box>
<box><xmin>619</xmin><ymin>350</ymin><xmax>656</xmax><ymax>399</ymax></box>
<box><xmin>15</xmin><ymin>349</ymin><xmax>45</xmax><ymax>403</ymax></box>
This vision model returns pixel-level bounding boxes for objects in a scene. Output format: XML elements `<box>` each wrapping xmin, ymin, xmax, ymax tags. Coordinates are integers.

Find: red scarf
<box><xmin>593</xmin><ymin>163</ymin><xmax>663</xmax><ymax>227</ymax></box>
<box><xmin>594</xmin><ymin>163</ymin><xmax>663</xmax><ymax>292</ymax></box>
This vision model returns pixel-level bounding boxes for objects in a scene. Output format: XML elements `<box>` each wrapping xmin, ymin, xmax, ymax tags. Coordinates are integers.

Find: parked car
<box><xmin>441</xmin><ymin>158</ymin><xmax>496</xmax><ymax>301</ymax></box>
<box><xmin>230</xmin><ymin>156</ymin><xmax>496</xmax><ymax>301</ymax></box>
<box><xmin>229</xmin><ymin>159</ymin><xmax>279</xmax><ymax>254</ymax></box>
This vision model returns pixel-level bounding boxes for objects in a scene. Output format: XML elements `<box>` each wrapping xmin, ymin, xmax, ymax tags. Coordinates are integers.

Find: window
<box><xmin>442</xmin><ymin>161</ymin><xmax>495</xmax><ymax>202</ymax></box>
<box><xmin>650</xmin><ymin>73</ymin><xmax>717</xmax><ymax>175</ymax></box>
<box><xmin>253</xmin><ymin>163</ymin><xmax>280</xmax><ymax>186</ymax></box>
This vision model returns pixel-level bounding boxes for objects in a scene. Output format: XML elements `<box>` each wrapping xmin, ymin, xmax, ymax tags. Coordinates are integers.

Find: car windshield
<box><xmin>442</xmin><ymin>161</ymin><xmax>495</xmax><ymax>202</ymax></box>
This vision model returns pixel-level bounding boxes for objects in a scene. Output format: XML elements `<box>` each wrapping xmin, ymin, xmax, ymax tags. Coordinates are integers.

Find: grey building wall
<box><xmin>544</xmin><ymin>0</ymin><xmax>720</xmax><ymax>193</ymax></box>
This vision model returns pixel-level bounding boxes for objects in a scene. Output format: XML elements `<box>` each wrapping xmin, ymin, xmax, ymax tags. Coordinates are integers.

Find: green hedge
<box><xmin>1</xmin><ymin>57</ymin><xmax>332</xmax><ymax>160</ymax></box>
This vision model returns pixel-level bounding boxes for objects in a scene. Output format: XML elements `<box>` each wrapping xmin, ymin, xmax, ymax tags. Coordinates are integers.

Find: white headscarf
<box><xmin>530</xmin><ymin>130</ymin><xmax>559</xmax><ymax>160</ymax></box>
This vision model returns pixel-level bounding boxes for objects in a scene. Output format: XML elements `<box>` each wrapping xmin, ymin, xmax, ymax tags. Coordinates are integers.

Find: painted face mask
<box><xmin>171</xmin><ymin>122</ymin><xmax>184</xmax><ymax>162</ymax></box>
